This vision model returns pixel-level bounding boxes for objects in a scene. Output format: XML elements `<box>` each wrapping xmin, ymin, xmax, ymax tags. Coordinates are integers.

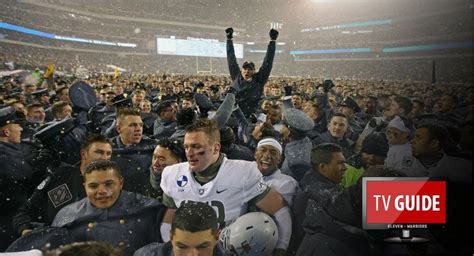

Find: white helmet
<box><xmin>219</xmin><ymin>212</ymin><xmax>278</xmax><ymax>256</ymax></box>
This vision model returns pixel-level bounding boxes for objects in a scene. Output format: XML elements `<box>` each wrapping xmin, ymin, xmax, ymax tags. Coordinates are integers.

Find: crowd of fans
<box><xmin>1</xmin><ymin>0</ymin><xmax>471</xmax><ymax>84</ymax></box>
<box><xmin>2</xmin><ymin>42</ymin><xmax>472</xmax><ymax>83</ymax></box>
<box><xmin>0</xmin><ymin>45</ymin><xmax>472</xmax><ymax>254</ymax></box>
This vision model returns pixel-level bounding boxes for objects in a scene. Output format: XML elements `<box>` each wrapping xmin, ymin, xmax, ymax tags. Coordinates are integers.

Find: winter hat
<box><xmin>283</xmin><ymin>108</ymin><xmax>314</xmax><ymax>133</ymax></box>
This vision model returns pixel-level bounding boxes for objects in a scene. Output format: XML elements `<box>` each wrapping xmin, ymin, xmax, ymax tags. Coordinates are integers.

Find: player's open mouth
<box><xmin>260</xmin><ymin>160</ymin><xmax>271</xmax><ymax>168</ymax></box>
<box><xmin>95</xmin><ymin>196</ymin><xmax>111</xmax><ymax>202</ymax></box>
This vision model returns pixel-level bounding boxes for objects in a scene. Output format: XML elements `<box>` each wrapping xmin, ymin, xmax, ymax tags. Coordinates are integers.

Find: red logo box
<box><xmin>363</xmin><ymin>178</ymin><xmax>446</xmax><ymax>229</ymax></box>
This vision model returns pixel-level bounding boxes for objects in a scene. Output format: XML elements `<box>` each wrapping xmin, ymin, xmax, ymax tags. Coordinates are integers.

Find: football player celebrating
<box><xmin>160</xmin><ymin>119</ymin><xmax>291</xmax><ymax>255</ymax></box>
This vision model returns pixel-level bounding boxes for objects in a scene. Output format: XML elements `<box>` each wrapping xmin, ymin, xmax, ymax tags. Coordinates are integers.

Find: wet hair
<box><xmin>291</xmin><ymin>93</ymin><xmax>303</xmax><ymax>98</ymax></box>
<box><xmin>417</xmin><ymin>123</ymin><xmax>454</xmax><ymax>153</ymax></box>
<box><xmin>84</xmin><ymin>160</ymin><xmax>122</xmax><ymax>180</ymax></box>
<box><xmin>133</xmin><ymin>88</ymin><xmax>145</xmax><ymax>94</ymax></box>
<box><xmin>305</xmin><ymin>101</ymin><xmax>323</xmax><ymax>115</ymax></box>
<box><xmin>176</xmin><ymin>107</ymin><xmax>196</xmax><ymax>126</ymax></box>
<box><xmin>80</xmin><ymin>134</ymin><xmax>111</xmax><ymax>152</ymax></box>
<box><xmin>181</xmin><ymin>94</ymin><xmax>194</xmax><ymax>102</ymax></box>
<box><xmin>172</xmin><ymin>201</ymin><xmax>218</xmax><ymax>236</ymax></box>
<box><xmin>260</xmin><ymin>122</ymin><xmax>277</xmax><ymax>138</ymax></box>
<box><xmin>43</xmin><ymin>241</ymin><xmax>122</xmax><ymax>256</ymax></box>
<box><xmin>329</xmin><ymin>112</ymin><xmax>348</xmax><ymax>122</ymax></box>
<box><xmin>220</xmin><ymin>126</ymin><xmax>236</xmax><ymax>152</ymax></box>
<box><xmin>116</xmin><ymin>108</ymin><xmax>141</xmax><ymax>125</ymax></box>
<box><xmin>156</xmin><ymin>137</ymin><xmax>185</xmax><ymax>161</ymax></box>
<box><xmin>310</xmin><ymin>143</ymin><xmax>343</xmax><ymax>171</ymax></box>
<box><xmin>140</xmin><ymin>99</ymin><xmax>151</xmax><ymax>105</ymax></box>
<box><xmin>156</xmin><ymin>100</ymin><xmax>174</xmax><ymax>116</ymax></box>
<box><xmin>26</xmin><ymin>103</ymin><xmax>44</xmax><ymax>113</ymax></box>
<box><xmin>55</xmin><ymin>86</ymin><xmax>68</xmax><ymax>95</ymax></box>
<box><xmin>51</xmin><ymin>101</ymin><xmax>71</xmax><ymax>118</ymax></box>
<box><xmin>361</xmin><ymin>132</ymin><xmax>389</xmax><ymax>157</ymax></box>
<box><xmin>393</xmin><ymin>96</ymin><xmax>413</xmax><ymax>115</ymax></box>
<box><xmin>185</xmin><ymin>118</ymin><xmax>220</xmax><ymax>145</ymax></box>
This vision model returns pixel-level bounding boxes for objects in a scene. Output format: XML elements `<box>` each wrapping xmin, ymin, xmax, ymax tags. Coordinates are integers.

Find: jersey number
<box><xmin>181</xmin><ymin>200</ymin><xmax>226</xmax><ymax>228</ymax></box>
<box><xmin>209</xmin><ymin>200</ymin><xmax>226</xmax><ymax>228</ymax></box>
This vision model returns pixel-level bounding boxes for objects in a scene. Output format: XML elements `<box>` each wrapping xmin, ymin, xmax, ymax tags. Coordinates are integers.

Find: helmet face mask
<box><xmin>219</xmin><ymin>212</ymin><xmax>278</xmax><ymax>255</ymax></box>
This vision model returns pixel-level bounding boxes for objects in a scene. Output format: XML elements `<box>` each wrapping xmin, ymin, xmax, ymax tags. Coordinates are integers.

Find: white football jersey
<box><xmin>161</xmin><ymin>157</ymin><xmax>269</xmax><ymax>226</ymax></box>
<box><xmin>263</xmin><ymin>169</ymin><xmax>298</xmax><ymax>207</ymax></box>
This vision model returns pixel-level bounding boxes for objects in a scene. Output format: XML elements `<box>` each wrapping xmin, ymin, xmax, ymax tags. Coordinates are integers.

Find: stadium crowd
<box><xmin>0</xmin><ymin>27</ymin><xmax>472</xmax><ymax>256</ymax></box>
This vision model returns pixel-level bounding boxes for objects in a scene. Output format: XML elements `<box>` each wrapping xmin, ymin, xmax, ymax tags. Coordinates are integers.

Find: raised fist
<box><xmin>269</xmin><ymin>29</ymin><xmax>279</xmax><ymax>40</ymax></box>
<box><xmin>225</xmin><ymin>27</ymin><xmax>234</xmax><ymax>39</ymax></box>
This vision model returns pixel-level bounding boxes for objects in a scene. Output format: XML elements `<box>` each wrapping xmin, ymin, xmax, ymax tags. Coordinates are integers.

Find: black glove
<box><xmin>249</xmin><ymin>113</ymin><xmax>258</xmax><ymax>124</ymax></box>
<box><xmin>225</xmin><ymin>27</ymin><xmax>234</xmax><ymax>39</ymax></box>
<box><xmin>269</xmin><ymin>29</ymin><xmax>279</xmax><ymax>40</ymax></box>
<box><xmin>33</xmin><ymin>147</ymin><xmax>57</xmax><ymax>171</ymax></box>
<box><xmin>368</xmin><ymin>118</ymin><xmax>378</xmax><ymax>128</ymax></box>
<box><xmin>225</xmin><ymin>86</ymin><xmax>238</xmax><ymax>95</ymax></box>
<box><xmin>322</xmin><ymin>79</ymin><xmax>335</xmax><ymax>93</ymax></box>
<box><xmin>375</xmin><ymin>121</ymin><xmax>388</xmax><ymax>132</ymax></box>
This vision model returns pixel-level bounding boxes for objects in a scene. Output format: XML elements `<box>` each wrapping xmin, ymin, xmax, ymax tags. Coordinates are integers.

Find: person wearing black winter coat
<box><xmin>226</xmin><ymin>27</ymin><xmax>277</xmax><ymax>118</ymax></box>
<box><xmin>290</xmin><ymin>143</ymin><xmax>375</xmax><ymax>256</ymax></box>
<box><xmin>0</xmin><ymin>107</ymin><xmax>36</xmax><ymax>250</ymax></box>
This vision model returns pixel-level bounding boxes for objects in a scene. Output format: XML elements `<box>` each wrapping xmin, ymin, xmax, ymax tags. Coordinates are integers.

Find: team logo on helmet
<box><xmin>219</xmin><ymin>212</ymin><xmax>278</xmax><ymax>256</ymax></box>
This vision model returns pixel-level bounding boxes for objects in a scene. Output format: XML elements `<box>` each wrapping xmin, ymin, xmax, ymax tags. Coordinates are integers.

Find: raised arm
<box><xmin>256</xmin><ymin>29</ymin><xmax>278</xmax><ymax>83</ymax></box>
<box><xmin>226</xmin><ymin>27</ymin><xmax>241</xmax><ymax>81</ymax></box>
<box><xmin>212</xmin><ymin>92</ymin><xmax>235</xmax><ymax>129</ymax></box>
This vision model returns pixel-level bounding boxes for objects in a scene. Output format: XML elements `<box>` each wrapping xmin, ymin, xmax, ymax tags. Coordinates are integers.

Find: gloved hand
<box><xmin>225</xmin><ymin>27</ymin><xmax>234</xmax><ymax>39</ymax></box>
<box><xmin>269</xmin><ymin>29</ymin><xmax>279</xmax><ymax>40</ymax></box>
<box><xmin>375</xmin><ymin>121</ymin><xmax>388</xmax><ymax>132</ymax></box>
<box><xmin>322</xmin><ymin>79</ymin><xmax>335</xmax><ymax>93</ymax></box>
<box><xmin>225</xmin><ymin>86</ymin><xmax>238</xmax><ymax>95</ymax></box>
<box><xmin>249</xmin><ymin>113</ymin><xmax>258</xmax><ymax>124</ymax></box>
<box><xmin>368</xmin><ymin>118</ymin><xmax>378</xmax><ymax>128</ymax></box>
<box><xmin>33</xmin><ymin>147</ymin><xmax>57</xmax><ymax>171</ymax></box>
